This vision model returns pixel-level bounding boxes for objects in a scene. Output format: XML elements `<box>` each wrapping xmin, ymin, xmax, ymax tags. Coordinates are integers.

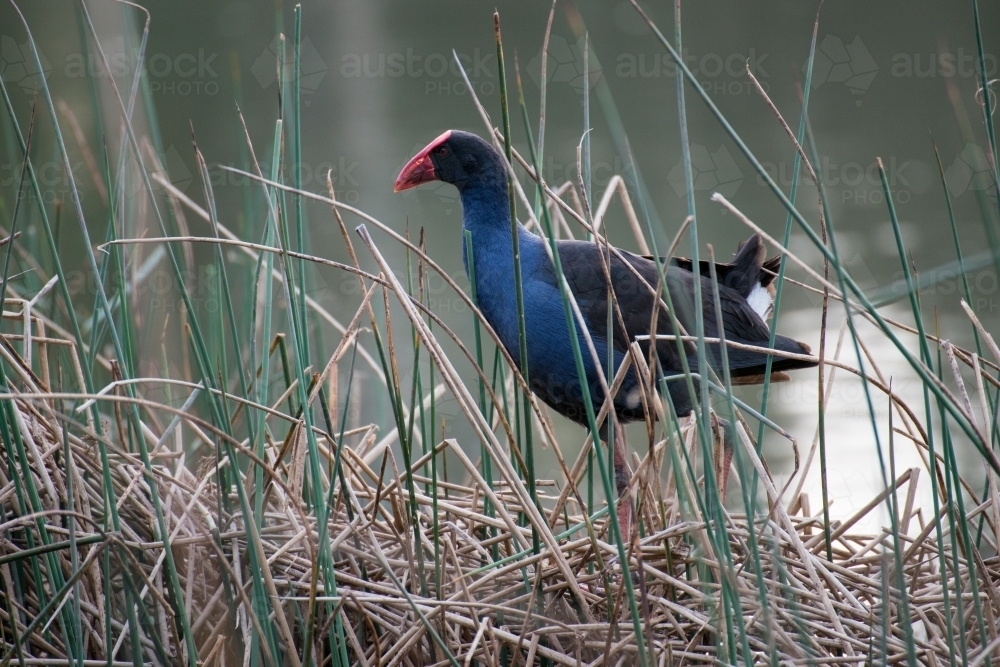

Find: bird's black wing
<box><xmin>551</xmin><ymin>239</ymin><xmax>812</xmax><ymax>377</ymax></box>
<box><xmin>549</xmin><ymin>239</ymin><xmax>679</xmax><ymax>360</ymax></box>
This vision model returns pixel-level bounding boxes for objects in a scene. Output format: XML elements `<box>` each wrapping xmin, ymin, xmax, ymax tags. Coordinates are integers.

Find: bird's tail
<box><xmin>727</xmin><ymin>233</ymin><xmax>767</xmax><ymax>298</ymax></box>
<box><xmin>770</xmin><ymin>334</ymin><xmax>816</xmax><ymax>371</ymax></box>
<box><xmin>748</xmin><ymin>334</ymin><xmax>816</xmax><ymax>384</ymax></box>
<box><xmin>715</xmin><ymin>333</ymin><xmax>816</xmax><ymax>385</ymax></box>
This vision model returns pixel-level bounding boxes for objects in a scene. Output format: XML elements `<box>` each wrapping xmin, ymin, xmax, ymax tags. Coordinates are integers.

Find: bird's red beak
<box><xmin>394</xmin><ymin>130</ymin><xmax>451</xmax><ymax>192</ymax></box>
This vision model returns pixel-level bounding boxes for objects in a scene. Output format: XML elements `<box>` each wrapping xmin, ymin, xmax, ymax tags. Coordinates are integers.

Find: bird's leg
<box><xmin>612</xmin><ymin>420</ymin><xmax>634</xmax><ymax>545</ymax></box>
<box><xmin>600</xmin><ymin>418</ymin><xmax>634</xmax><ymax>545</ymax></box>
<box><xmin>712</xmin><ymin>414</ymin><xmax>736</xmax><ymax>499</ymax></box>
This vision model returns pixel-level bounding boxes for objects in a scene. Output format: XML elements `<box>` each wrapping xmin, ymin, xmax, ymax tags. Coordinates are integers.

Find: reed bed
<box><xmin>0</xmin><ymin>293</ymin><xmax>998</xmax><ymax>666</ymax></box>
<box><xmin>2</xmin><ymin>0</ymin><xmax>1000</xmax><ymax>665</ymax></box>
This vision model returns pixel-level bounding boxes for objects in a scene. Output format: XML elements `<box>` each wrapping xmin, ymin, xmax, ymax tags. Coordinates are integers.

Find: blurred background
<box><xmin>1</xmin><ymin>0</ymin><xmax>998</xmax><ymax>524</ymax></box>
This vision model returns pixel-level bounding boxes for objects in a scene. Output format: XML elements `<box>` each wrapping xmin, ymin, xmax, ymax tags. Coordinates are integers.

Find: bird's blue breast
<box><xmin>464</xmin><ymin>225</ymin><xmax>636</xmax><ymax>419</ymax></box>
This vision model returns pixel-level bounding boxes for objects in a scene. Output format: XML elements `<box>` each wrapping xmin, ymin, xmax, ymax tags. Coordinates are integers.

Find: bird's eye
<box><xmin>437</xmin><ymin>147</ymin><xmax>449</xmax><ymax>157</ymax></box>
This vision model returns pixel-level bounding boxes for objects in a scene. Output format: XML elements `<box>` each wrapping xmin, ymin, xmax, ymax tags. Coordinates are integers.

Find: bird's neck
<box><xmin>459</xmin><ymin>177</ymin><xmax>539</xmax><ymax>271</ymax></box>
<box><xmin>458</xmin><ymin>180</ymin><xmax>544</xmax><ymax>365</ymax></box>
<box><xmin>459</xmin><ymin>178</ymin><xmax>545</xmax><ymax>335</ymax></box>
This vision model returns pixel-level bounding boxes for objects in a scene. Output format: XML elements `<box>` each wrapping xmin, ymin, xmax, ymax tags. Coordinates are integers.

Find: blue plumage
<box><xmin>464</xmin><ymin>221</ymin><xmax>621</xmax><ymax>418</ymax></box>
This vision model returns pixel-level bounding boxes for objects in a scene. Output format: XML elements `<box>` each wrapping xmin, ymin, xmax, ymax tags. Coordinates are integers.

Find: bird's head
<box><xmin>394</xmin><ymin>130</ymin><xmax>504</xmax><ymax>194</ymax></box>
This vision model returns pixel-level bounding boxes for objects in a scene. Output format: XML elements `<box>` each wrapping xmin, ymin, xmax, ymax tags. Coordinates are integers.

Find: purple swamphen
<box><xmin>395</xmin><ymin>129</ymin><xmax>816</xmax><ymax>538</ymax></box>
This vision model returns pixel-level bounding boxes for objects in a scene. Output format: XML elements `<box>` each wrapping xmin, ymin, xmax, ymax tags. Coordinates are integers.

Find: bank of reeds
<box><xmin>1</xmin><ymin>1</ymin><xmax>999</xmax><ymax>665</ymax></box>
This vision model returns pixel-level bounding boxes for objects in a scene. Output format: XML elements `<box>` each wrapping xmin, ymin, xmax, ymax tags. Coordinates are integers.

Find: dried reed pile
<box><xmin>1</xmin><ymin>277</ymin><xmax>998</xmax><ymax>665</ymax></box>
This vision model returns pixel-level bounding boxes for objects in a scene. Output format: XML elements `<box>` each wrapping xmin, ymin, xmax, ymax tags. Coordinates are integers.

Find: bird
<box><xmin>395</xmin><ymin>129</ymin><xmax>816</xmax><ymax>539</ymax></box>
